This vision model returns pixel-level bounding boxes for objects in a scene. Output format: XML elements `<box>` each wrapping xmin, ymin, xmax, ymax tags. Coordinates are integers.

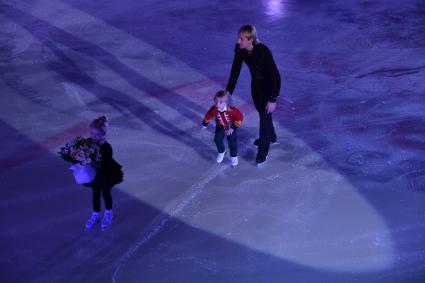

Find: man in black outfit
<box><xmin>226</xmin><ymin>24</ymin><xmax>281</xmax><ymax>164</ymax></box>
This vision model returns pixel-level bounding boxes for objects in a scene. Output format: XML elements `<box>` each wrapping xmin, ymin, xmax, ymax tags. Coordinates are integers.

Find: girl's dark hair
<box><xmin>90</xmin><ymin>115</ymin><xmax>108</xmax><ymax>136</ymax></box>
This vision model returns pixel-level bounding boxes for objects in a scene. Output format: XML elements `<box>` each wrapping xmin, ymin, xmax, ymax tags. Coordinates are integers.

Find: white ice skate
<box><xmin>101</xmin><ymin>209</ymin><xmax>113</xmax><ymax>231</ymax></box>
<box><xmin>85</xmin><ymin>211</ymin><xmax>100</xmax><ymax>230</ymax></box>
<box><xmin>216</xmin><ymin>150</ymin><xmax>226</xmax><ymax>163</ymax></box>
<box><xmin>231</xmin><ymin>156</ymin><xmax>238</xmax><ymax>167</ymax></box>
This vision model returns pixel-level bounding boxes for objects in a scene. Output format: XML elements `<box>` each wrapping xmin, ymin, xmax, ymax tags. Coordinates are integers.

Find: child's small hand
<box><xmin>225</xmin><ymin>127</ymin><xmax>234</xmax><ymax>136</ymax></box>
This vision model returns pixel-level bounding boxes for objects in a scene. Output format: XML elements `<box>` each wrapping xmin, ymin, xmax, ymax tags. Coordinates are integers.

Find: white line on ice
<box><xmin>111</xmin><ymin>164</ymin><xmax>228</xmax><ymax>283</ymax></box>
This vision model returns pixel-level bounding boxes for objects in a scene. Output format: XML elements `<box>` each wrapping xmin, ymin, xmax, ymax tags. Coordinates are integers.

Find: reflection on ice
<box><xmin>264</xmin><ymin>0</ymin><xmax>288</xmax><ymax>20</ymax></box>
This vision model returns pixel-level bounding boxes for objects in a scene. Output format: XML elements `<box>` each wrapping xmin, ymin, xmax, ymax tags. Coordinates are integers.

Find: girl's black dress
<box><xmin>85</xmin><ymin>141</ymin><xmax>123</xmax><ymax>188</ymax></box>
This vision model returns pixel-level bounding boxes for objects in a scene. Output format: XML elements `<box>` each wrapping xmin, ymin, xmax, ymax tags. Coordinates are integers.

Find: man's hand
<box><xmin>266</xmin><ymin>101</ymin><xmax>277</xmax><ymax>114</ymax></box>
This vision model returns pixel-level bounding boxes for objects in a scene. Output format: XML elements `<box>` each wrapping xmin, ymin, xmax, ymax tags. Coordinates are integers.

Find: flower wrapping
<box><xmin>58</xmin><ymin>136</ymin><xmax>101</xmax><ymax>184</ymax></box>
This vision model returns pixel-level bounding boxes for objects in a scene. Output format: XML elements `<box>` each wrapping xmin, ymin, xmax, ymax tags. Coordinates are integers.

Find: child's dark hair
<box><xmin>90</xmin><ymin>115</ymin><xmax>109</xmax><ymax>136</ymax></box>
<box><xmin>213</xmin><ymin>90</ymin><xmax>231</xmax><ymax>105</ymax></box>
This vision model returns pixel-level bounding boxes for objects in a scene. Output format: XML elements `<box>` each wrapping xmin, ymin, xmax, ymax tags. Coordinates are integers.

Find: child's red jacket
<box><xmin>202</xmin><ymin>106</ymin><xmax>243</xmax><ymax>129</ymax></box>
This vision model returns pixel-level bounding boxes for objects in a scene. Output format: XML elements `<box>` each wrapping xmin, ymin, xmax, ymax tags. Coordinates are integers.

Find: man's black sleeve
<box><xmin>226</xmin><ymin>44</ymin><xmax>243</xmax><ymax>95</ymax></box>
<box><xmin>264</xmin><ymin>46</ymin><xmax>281</xmax><ymax>102</ymax></box>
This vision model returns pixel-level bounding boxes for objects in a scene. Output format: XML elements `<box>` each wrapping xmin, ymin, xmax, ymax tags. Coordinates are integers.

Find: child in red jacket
<box><xmin>202</xmin><ymin>90</ymin><xmax>243</xmax><ymax>166</ymax></box>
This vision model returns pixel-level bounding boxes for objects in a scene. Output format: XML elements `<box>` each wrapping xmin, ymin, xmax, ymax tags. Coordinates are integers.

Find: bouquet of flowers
<box><xmin>58</xmin><ymin>136</ymin><xmax>102</xmax><ymax>184</ymax></box>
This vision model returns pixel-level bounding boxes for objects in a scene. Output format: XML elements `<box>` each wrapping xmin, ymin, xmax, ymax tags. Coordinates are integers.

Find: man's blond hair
<box><xmin>239</xmin><ymin>24</ymin><xmax>259</xmax><ymax>45</ymax></box>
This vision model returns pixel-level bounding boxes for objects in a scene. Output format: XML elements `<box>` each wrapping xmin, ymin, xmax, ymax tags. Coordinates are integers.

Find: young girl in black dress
<box><xmin>84</xmin><ymin>116</ymin><xmax>123</xmax><ymax>231</ymax></box>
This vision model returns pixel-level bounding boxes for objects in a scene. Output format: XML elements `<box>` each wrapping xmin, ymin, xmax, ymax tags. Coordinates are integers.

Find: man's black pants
<box><xmin>257</xmin><ymin>110</ymin><xmax>277</xmax><ymax>156</ymax></box>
